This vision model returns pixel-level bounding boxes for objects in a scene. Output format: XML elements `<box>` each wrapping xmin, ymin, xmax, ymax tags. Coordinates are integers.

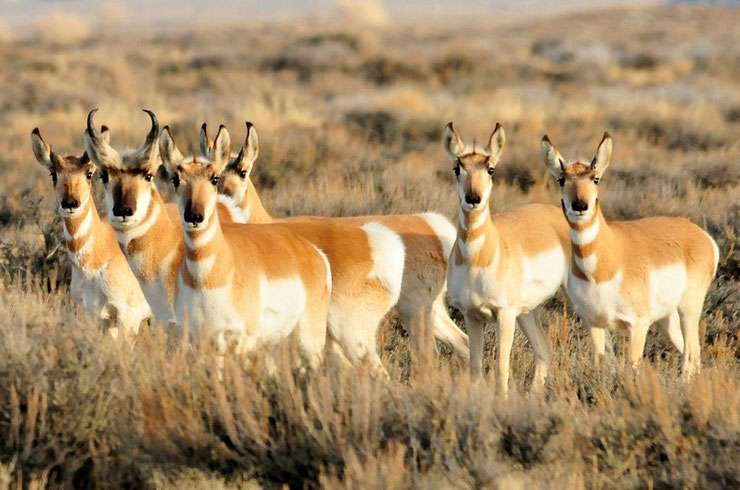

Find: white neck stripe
<box><xmin>570</xmin><ymin>218</ymin><xmax>600</xmax><ymax>246</ymax></box>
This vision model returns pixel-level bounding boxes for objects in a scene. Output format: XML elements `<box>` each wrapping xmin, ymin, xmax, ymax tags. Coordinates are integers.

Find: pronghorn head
<box><xmin>201</xmin><ymin>121</ymin><xmax>259</xmax><ymax>205</ymax></box>
<box><xmin>31</xmin><ymin>127</ymin><xmax>105</xmax><ymax>217</ymax></box>
<box><xmin>442</xmin><ymin>122</ymin><xmax>505</xmax><ymax>212</ymax></box>
<box><xmin>84</xmin><ymin>109</ymin><xmax>162</xmax><ymax>228</ymax></box>
<box><xmin>541</xmin><ymin>132</ymin><xmax>613</xmax><ymax>223</ymax></box>
<box><xmin>160</xmin><ymin>125</ymin><xmax>230</xmax><ymax>230</ymax></box>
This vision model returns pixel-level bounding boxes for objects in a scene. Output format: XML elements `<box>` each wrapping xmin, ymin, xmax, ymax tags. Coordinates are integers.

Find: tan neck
<box><xmin>242</xmin><ymin>180</ymin><xmax>274</xmax><ymax>223</ymax></box>
<box><xmin>62</xmin><ymin>196</ymin><xmax>102</xmax><ymax>266</ymax></box>
<box><xmin>116</xmin><ymin>191</ymin><xmax>183</xmax><ymax>281</ymax></box>
<box><xmin>182</xmin><ymin>206</ymin><xmax>233</xmax><ymax>288</ymax></box>
<box><xmin>565</xmin><ymin>200</ymin><xmax>617</xmax><ymax>281</ymax></box>
<box><xmin>455</xmin><ymin>204</ymin><xmax>499</xmax><ymax>267</ymax></box>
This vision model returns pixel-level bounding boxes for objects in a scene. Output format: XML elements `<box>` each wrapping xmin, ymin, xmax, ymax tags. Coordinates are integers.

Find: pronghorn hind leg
<box><xmin>678</xmin><ymin>305</ymin><xmax>702</xmax><ymax>380</ymax></box>
<box><xmin>431</xmin><ymin>293</ymin><xmax>470</xmax><ymax>362</ymax></box>
<box><xmin>656</xmin><ymin>310</ymin><xmax>684</xmax><ymax>354</ymax></box>
<box><xmin>628</xmin><ymin>319</ymin><xmax>651</xmax><ymax>371</ymax></box>
<box><xmin>408</xmin><ymin>308</ymin><xmax>435</xmax><ymax>378</ymax></box>
<box><xmin>516</xmin><ymin>309</ymin><xmax>551</xmax><ymax>394</ymax></box>
<box><xmin>496</xmin><ymin>308</ymin><xmax>517</xmax><ymax>397</ymax></box>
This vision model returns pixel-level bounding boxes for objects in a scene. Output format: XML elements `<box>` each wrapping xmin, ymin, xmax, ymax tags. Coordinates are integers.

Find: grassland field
<box><xmin>0</xmin><ymin>4</ymin><xmax>738</xmax><ymax>488</ymax></box>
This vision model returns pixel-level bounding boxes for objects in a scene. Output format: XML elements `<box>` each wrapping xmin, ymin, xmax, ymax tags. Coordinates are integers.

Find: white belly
<box><xmin>519</xmin><ymin>247</ymin><xmax>567</xmax><ymax>311</ymax></box>
<box><xmin>247</xmin><ymin>276</ymin><xmax>307</xmax><ymax>349</ymax></box>
<box><xmin>176</xmin><ymin>279</ymin><xmax>245</xmax><ymax>340</ymax></box>
<box><xmin>566</xmin><ymin>268</ymin><xmax>635</xmax><ymax>328</ymax></box>
<box><xmin>648</xmin><ymin>264</ymin><xmax>687</xmax><ymax>321</ymax></box>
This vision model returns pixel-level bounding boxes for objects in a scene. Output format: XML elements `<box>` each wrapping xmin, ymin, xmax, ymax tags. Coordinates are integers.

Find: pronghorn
<box><xmin>443</xmin><ymin>122</ymin><xmax>571</xmax><ymax>395</ymax></box>
<box><xmin>83</xmin><ymin>109</ymin><xmax>183</xmax><ymax>327</ymax></box>
<box><xmin>164</xmin><ymin>124</ymin><xmax>405</xmax><ymax>375</ymax></box>
<box><xmin>31</xmin><ymin>127</ymin><xmax>151</xmax><ymax>340</ymax></box>
<box><xmin>541</xmin><ymin>132</ymin><xmax>719</xmax><ymax>378</ymax></box>
<box><xmin>203</xmin><ymin>122</ymin><xmax>470</xmax><ymax>367</ymax></box>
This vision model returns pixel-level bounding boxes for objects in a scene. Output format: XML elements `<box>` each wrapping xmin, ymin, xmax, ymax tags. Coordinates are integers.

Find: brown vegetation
<box><xmin>0</xmin><ymin>4</ymin><xmax>738</xmax><ymax>488</ymax></box>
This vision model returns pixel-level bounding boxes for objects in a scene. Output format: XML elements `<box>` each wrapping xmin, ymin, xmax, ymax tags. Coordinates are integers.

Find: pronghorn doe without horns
<box><xmin>542</xmin><ymin>132</ymin><xmax>719</xmax><ymax>378</ymax></box>
<box><xmin>159</xmin><ymin>124</ymin><xmax>332</xmax><ymax>366</ymax></box>
<box><xmin>443</xmin><ymin>122</ymin><xmax>570</xmax><ymax>395</ymax></box>
<box><xmin>203</xmin><ymin>122</ymin><xmax>469</xmax><ymax>368</ymax></box>
<box><xmin>31</xmin><ymin>127</ymin><xmax>151</xmax><ymax>340</ymax></box>
<box><xmin>164</xmin><ymin>124</ymin><xmax>403</xmax><ymax>374</ymax></box>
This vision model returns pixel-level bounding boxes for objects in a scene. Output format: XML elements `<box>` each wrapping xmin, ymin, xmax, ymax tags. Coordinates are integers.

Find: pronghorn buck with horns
<box><xmin>203</xmin><ymin>122</ymin><xmax>469</xmax><ymax>368</ymax></box>
<box><xmin>443</xmin><ymin>122</ymin><xmax>571</xmax><ymax>395</ymax></box>
<box><xmin>542</xmin><ymin>132</ymin><xmax>719</xmax><ymax>378</ymax></box>
<box><xmin>159</xmin><ymin>125</ymin><xmax>332</xmax><ymax>365</ymax></box>
<box><xmin>165</xmin><ymin>124</ymin><xmax>404</xmax><ymax>375</ymax></box>
<box><xmin>31</xmin><ymin>127</ymin><xmax>151</xmax><ymax>340</ymax></box>
<box><xmin>83</xmin><ymin>109</ymin><xmax>183</xmax><ymax>326</ymax></box>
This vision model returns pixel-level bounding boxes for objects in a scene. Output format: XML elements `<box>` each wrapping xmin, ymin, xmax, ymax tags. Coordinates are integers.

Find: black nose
<box><xmin>61</xmin><ymin>197</ymin><xmax>79</xmax><ymax>209</ymax></box>
<box><xmin>184</xmin><ymin>210</ymin><xmax>204</xmax><ymax>224</ymax></box>
<box><xmin>572</xmin><ymin>200</ymin><xmax>589</xmax><ymax>212</ymax></box>
<box><xmin>113</xmin><ymin>205</ymin><xmax>134</xmax><ymax>217</ymax></box>
<box><xmin>465</xmin><ymin>193</ymin><xmax>482</xmax><ymax>205</ymax></box>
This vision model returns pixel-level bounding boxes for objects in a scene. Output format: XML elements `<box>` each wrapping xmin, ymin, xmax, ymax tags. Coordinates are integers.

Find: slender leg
<box><xmin>629</xmin><ymin>319</ymin><xmax>651</xmax><ymax>370</ymax></box>
<box><xmin>678</xmin><ymin>307</ymin><xmax>702</xmax><ymax>380</ymax></box>
<box><xmin>656</xmin><ymin>310</ymin><xmax>684</xmax><ymax>354</ymax></box>
<box><xmin>517</xmin><ymin>310</ymin><xmax>551</xmax><ymax>394</ymax></box>
<box><xmin>431</xmin><ymin>294</ymin><xmax>470</xmax><ymax>362</ymax></box>
<box><xmin>590</xmin><ymin>327</ymin><xmax>608</xmax><ymax>364</ymax></box>
<box><xmin>465</xmin><ymin>312</ymin><xmax>486</xmax><ymax>380</ymax></box>
<box><xmin>497</xmin><ymin>308</ymin><xmax>517</xmax><ymax>397</ymax></box>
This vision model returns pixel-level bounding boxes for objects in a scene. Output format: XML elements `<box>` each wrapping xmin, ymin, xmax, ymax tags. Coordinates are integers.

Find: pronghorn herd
<box><xmin>30</xmin><ymin>109</ymin><xmax>719</xmax><ymax>390</ymax></box>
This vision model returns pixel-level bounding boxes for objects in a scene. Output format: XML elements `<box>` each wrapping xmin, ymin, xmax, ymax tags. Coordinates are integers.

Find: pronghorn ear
<box><xmin>199</xmin><ymin>122</ymin><xmax>214</xmax><ymax>157</ymax></box>
<box><xmin>233</xmin><ymin>122</ymin><xmax>259</xmax><ymax>175</ymax></box>
<box><xmin>84</xmin><ymin>109</ymin><xmax>122</xmax><ymax>169</ymax></box>
<box><xmin>541</xmin><ymin>135</ymin><xmax>567</xmax><ymax>179</ymax></box>
<box><xmin>591</xmin><ymin>132</ymin><xmax>613</xmax><ymax>176</ymax></box>
<box><xmin>484</xmin><ymin>122</ymin><xmax>505</xmax><ymax>166</ymax></box>
<box><xmin>31</xmin><ymin>128</ymin><xmax>54</xmax><ymax>169</ymax></box>
<box><xmin>159</xmin><ymin>126</ymin><xmax>184</xmax><ymax>173</ymax></box>
<box><xmin>443</xmin><ymin>122</ymin><xmax>465</xmax><ymax>157</ymax></box>
<box><xmin>211</xmin><ymin>124</ymin><xmax>231</xmax><ymax>172</ymax></box>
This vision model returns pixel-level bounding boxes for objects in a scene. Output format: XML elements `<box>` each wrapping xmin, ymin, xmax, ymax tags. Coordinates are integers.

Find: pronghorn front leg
<box><xmin>496</xmin><ymin>308</ymin><xmax>517</xmax><ymax>396</ymax></box>
<box><xmin>464</xmin><ymin>311</ymin><xmax>486</xmax><ymax>380</ymax></box>
<box><xmin>589</xmin><ymin>327</ymin><xmax>608</xmax><ymax>364</ymax></box>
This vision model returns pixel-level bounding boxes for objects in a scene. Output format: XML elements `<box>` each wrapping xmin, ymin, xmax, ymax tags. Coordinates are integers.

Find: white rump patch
<box><xmin>417</xmin><ymin>211</ymin><xmax>456</xmax><ymax>259</ymax></box>
<box><xmin>310</xmin><ymin>244</ymin><xmax>333</xmax><ymax>293</ymax></box>
<box><xmin>360</xmin><ymin>222</ymin><xmax>406</xmax><ymax>306</ymax></box>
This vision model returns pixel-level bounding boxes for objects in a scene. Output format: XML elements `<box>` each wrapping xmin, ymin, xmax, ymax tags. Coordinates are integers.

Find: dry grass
<box><xmin>0</xmin><ymin>4</ymin><xmax>738</xmax><ymax>488</ymax></box>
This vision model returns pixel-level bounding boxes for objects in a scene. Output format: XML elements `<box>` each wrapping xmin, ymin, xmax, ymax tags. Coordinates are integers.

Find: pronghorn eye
<box><xmin>238</xmin><ymin>170</ymin><xmax>248</xmax><ymax>179</ymax></box>
<box><xmin>86</xmin><ymin>171</ymin><xmax>94</xmax><ymax>180</ymax></box>
<box><xmin>210</xmin><ymin>176</ymin><xmax>220</xmax><ymax>186</ymax></box>
<box><xmin>487</xmin><ymin>167</ymin><xmax>495</xmax><ymax>176</ymax></box>
<box><xmin>101</xmin><ymin>169</ymin><xmax>109</xmax><ymax>184</ymax></box>
<box><xmin>145</xmin><ymin>174</ymin><xmax>154</xmax><ymax>182</ymax></box>
<box><xmin>171</xmin><ymin>174</ymin><xmax>180</xmax><ymax>188</ymax></box>
<box><xmin>453</xmin><ymin>165</ymin><xmax>460</xmax><ymax>177</ymax></box>
<box><xmin>558</xmin><ymin>177</ymin><xmax>565</xmax><ymax>187</ymax></box>
<box><xmin>50</xmin><ymin>171</ymin><xmax>58</xmax><ymax>185</ymax></box>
